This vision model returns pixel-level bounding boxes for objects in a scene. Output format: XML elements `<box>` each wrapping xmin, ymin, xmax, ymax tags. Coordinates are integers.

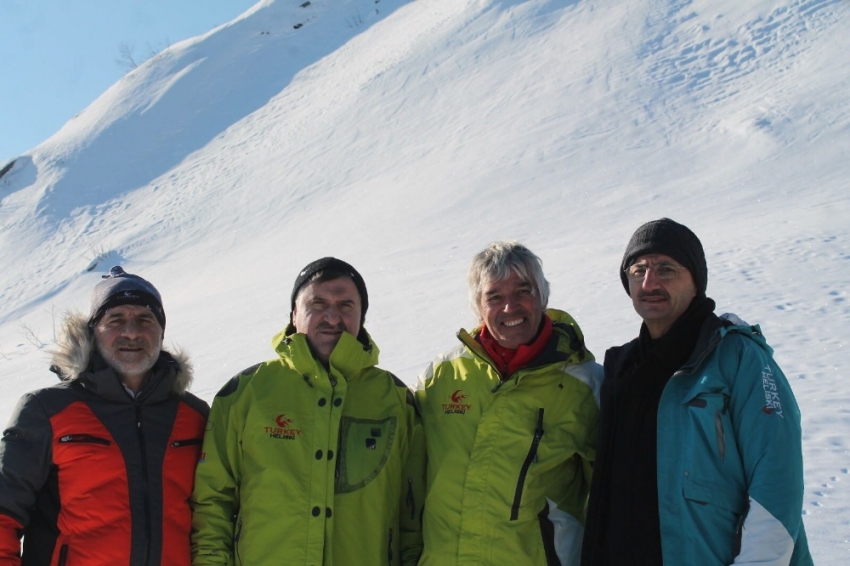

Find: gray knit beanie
<box><xmin>88</xmin><ymin>266</ymin><xmax>166</xmax><ymax>330</ymax></box>
<box><xmin>620</xmin><ymin>218</ymin><xmax>707</xmax><ymax>296</ymax></box>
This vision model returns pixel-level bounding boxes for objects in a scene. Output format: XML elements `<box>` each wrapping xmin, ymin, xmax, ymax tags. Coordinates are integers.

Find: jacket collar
<box><xmin>272</xmin><ymin>325</ymin><xmax>380</xmax><ymax>382</ymax></box>
<box><xmin>74</xmin><ymin>350</ymin><xmax>183</xmax><ymax>404</ymax></box>
<box><xmin>459</xmin><ymin>308</ymin><xmax>593</xmax><ymax>376</ymax></box>
<box><xmin>677</xmin><ymin>311</ymin><xmax>771</xmax><ymax>376</ymax></box>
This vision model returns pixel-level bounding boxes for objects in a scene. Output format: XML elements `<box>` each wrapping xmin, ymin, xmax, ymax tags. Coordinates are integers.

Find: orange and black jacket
<box><xmin>0</xmin><ymin>313</ymin><xmax>209</xmax><ymax>566</ymax></box>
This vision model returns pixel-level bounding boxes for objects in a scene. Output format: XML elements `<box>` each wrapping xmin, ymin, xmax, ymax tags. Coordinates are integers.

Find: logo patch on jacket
<box><xmin>264</xmin><ymin>414</ymin><xmax>302</xmax><ymax>439</ymax></box>
<box><xmin>441</xmin><ymin>389</ymin><xmax>472</xmax><ymax>415</ymax></box>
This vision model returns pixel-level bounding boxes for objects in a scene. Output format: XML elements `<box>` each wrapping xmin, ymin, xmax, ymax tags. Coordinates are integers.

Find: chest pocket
<box><xmin>336</xmin><ymin>416</ymin><xmax>397</xmax><ymax>493</ymax></box>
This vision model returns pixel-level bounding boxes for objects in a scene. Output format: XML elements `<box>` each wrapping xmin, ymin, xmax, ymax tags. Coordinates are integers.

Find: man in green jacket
<box><xmin>416</xmin><ymin>241</ymin><xmax>602</xmax><ymax>565</ymax></box>
<box><xmin>192</xmin><ymin>258</ymin><xmax>424</xmax><ymax>566</ymax></box>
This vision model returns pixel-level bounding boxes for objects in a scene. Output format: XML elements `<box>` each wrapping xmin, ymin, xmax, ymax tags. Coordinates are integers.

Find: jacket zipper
<box><xmin>136</xmin><ymin>404</ymin><xmax>152</xmax><ymax>566</ymax></box>
<box><xmin>406</xmin><ymin>478</ymin><xmax>415</xmax><ymax>520</ymax></box>
<box><xmin>734</xmin><ymin>497</ymin><xmax>750</xmax><ymax>556</ymax></box>
<box><xmin>234</xmin><ymin>515</ymin><xmax>243</xmax><ymax>566</ymax></box>
<box><xmin>387</xmin><ymin>528</ymin><xmax>393</xmax><ymax>564</ymax></box>
<box><xmin>714</xmin><ymin>393</ymin><xmax>730</xmax><ymax>461</ymax></box>
<box><xmin>714</xmin><ymin>409</ymin><xmax>726</xmax><ymax>461</ymax></box>
<box><xmin>510</xmin><ymin>408</ymin><xmax>545</xmax><ymax>521</ymax></box>
<box><xmin>170</xmin><ymin>437</ymin><xmax>203</xmax><ymax>448</ymax></box>
<box><xmin>58</xmin><ymin>434</ymin><xmax>111</xmax><ymax>445</ymax></box>
<box><xmin>58</xmin><ymin>544</ymin><xmax>68</xmax><ymax>566</ymax></box>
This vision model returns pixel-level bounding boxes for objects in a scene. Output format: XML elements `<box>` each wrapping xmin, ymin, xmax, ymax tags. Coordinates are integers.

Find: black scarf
<box><xmin>582</xmin><ymin>296</ymin><xmax>715</xmax><ymax>566</ymax></box>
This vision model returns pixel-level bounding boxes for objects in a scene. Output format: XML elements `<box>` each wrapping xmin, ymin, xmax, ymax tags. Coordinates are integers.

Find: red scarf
<box><xmin>478</xmin><ymin>315</ymin><xmax>553</xmax><ymax>378</ymax></box>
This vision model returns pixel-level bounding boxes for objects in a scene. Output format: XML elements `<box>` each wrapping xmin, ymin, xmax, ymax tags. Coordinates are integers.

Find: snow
<box><xmin>1</xmin><ymin>0</ymin><xmax>848</xmax><ymax>560</ymax></box>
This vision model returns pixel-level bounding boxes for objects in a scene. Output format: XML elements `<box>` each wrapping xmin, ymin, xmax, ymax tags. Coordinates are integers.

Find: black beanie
<box><xmin>88</xmin><ymin>266</ymin><xmax>166</xmax><ymax>330</ymax></box>
<box><xmin>620</xmin><ymin>218</ymin><xmax>707</xmax><ymax>296</ymax></box>
<box><xmin>290</xmin><ymin>258</ymin><xmax>368</xmax><ymax>323</ymax></box>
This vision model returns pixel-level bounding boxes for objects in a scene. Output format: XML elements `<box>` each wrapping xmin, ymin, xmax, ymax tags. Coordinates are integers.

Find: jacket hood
<box><xmin>49</xmin><ymin>311</ymin><xmax>193</xmax><ymax>395</ymax></box>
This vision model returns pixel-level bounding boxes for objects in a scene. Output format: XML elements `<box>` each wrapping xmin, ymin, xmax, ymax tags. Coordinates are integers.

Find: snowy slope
<box><xmin>1</xmin><ymin>0</ymin><xmax>848</xmax><ymax>560</ymax></box>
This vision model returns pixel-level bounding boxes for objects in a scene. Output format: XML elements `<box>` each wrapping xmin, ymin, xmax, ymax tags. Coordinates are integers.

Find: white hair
<box><xmin>468</xmin><ymin>241</ymin><xmax>550</xmax><ymax>319</ymax></box>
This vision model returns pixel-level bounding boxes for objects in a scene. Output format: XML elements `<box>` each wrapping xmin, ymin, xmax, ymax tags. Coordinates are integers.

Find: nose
<box><xmin>641</xmin><ymin>268</ymin><xmax>663</xmax><ymax>290</ymax></box>
<box><xmin>118</xmin><ymin>317</ymin><xmax>144</xmax><ymax>337</ymax></box>
<box><xmin>322</xmin><ymin>305</ymin><xmax>342</xmax><ymax>324</ymax></box>
<box><xmin>502</xmin><ymin>295</ymin><xmax>519</xmax><ymax>312</ymax></box>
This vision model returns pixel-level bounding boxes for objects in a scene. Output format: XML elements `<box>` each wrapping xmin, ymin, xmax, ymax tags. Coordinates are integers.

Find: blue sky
<box><xmin>0</xmin><ymin>0</ymin><xmax>257</xmax><ymax>166</ymax></box>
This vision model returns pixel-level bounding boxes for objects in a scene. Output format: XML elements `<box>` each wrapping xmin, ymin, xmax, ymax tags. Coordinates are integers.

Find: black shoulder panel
<box><xmin>216</xmin><ymin>363</ymin><xmax>261</xmax><ymax>398</ymax></box>
<box><xmin>216</xmin><ymin>376</ymin><xmax>241</xmax><ymax>398</ymax></box>
<box><xmin>406</xmin><ymin>388</ymin><xmax>420</xmax><ymax>417</ymax></box>
<box><xmin>389</xmin><ymin>372</ymin><xmax>408</xmax><ymax>391</ymax></box>
<box><xmin>181</xmin><ymin>392</ymin><xmax>211</xmax><ymax>418</ymax></box>
<box><xmin>552</xmin><ymin>321</ymin><xmax>587</xmax><ymax>362</ymax></box>
<box><xmin>388</xmin><ymin>372</ymin><xmax>420</xmax><ymax>416</ymax></box>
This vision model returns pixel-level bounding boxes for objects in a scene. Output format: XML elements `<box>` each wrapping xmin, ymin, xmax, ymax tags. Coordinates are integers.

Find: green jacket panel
<box><xmin>416</xmin><ymin>310</ymin><xmax>602</xmax><ymax>566</ymax></box>
<box><xmin>191</xmin><ymin>330</ymin><xmax>424</xmax><ymax>566</ymax></box>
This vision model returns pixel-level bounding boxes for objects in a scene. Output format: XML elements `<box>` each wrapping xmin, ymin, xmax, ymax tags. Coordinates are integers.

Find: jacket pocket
<box><xmin>682</xmin><ymin>478</ymin><xmax>747</xmax><ymax>516</ymax></box>
<box><xmin>336</xmin><ymin>416</ymin><xmax>398</xmax><ymax>493</ymax></box>
<box><xmin>58</xmin><ymin>434</ymin><xmax>111</xmax><ymax>445</ymax></box>
<box><xmin>510</xmin><ymin>408</ymin><xmax>545</xmax><ymax>521</ymax></box>
<box><xmin>685</xmin><ymin>392</ymin><xmax>731</xmax><ymax>462</ymax></box>
<box><xmin>57</xmin><ymin>544</ymin><xmax>69</xmax><ymax>566</ymax></box>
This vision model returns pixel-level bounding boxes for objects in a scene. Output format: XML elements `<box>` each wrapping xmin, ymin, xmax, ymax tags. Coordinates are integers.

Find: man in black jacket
<box><xmin>582</xmin><ymin>219</ymin><xmax>811</xmax><ymax>566</ymax></box>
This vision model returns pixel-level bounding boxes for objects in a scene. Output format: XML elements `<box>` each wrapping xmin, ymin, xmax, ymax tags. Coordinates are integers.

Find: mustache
<box><xmin>316</xmin><ymin>322</ymin><xmax>347</xmax><ymax>332</ymax></box>
<box><xmin>638</xmin><ymin>290</ymin><xmax>670</xmax><ymax>300</ymax></box>
<box><xmin>114</xmin><ymin>338</ymin><xmax>149</xmax><ymax>349</ymax></box>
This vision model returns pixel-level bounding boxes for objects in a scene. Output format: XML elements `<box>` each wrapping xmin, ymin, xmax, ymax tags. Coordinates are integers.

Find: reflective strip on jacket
<box><xmin>416</xmin><ymin>309</ymin><xmax>602</xmax><ymax>566</ymax></box>
<box><xmin>191</xmin><ymin>328</ymin><xmax>424</xmax><ymax>566</ymax></box>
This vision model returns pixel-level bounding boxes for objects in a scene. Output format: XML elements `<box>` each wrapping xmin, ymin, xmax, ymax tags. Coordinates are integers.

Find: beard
<box><xmin>96</xmin><ymin>337</ymin><xmax>161</xmax><ymax>381</ymax></box>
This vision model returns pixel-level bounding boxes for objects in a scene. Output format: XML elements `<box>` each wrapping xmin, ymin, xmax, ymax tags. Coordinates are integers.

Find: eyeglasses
<box><xmin>624</xmin><ymin>262</ymin><xmax>687</xmax><ymax>281</ymax></box>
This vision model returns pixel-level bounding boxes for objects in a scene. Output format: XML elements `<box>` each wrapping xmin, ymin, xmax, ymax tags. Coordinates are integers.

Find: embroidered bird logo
<box><xmin>451</xmin><ymin>390</ymin><xmax>467</xmax><ymax>403</ymax></box>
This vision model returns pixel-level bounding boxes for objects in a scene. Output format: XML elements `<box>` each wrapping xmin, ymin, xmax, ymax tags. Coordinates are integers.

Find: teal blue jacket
<box><xmin>649</xmin><ymin>315</ymin><xmax>811</xmax><ymax>565</ymax></box>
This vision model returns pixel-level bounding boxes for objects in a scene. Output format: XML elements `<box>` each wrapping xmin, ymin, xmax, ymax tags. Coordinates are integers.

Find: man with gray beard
<box><xmin>0</xmin><ymin>266</ymin><xmax>208</xmax><ymax>566</ymax></box>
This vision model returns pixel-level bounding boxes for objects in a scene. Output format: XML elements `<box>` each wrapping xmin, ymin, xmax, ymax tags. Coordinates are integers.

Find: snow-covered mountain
<box><xmin>1</xmin><ymin>0</ymin><xmax>847</xmax><ymax>560</ymax></box>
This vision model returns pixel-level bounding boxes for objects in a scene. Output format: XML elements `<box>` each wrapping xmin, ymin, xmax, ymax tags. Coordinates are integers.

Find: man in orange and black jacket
<box><xmin>0</xmin><ymin>266</ymin><xmax>208</xmax><ymax>566</ymax></box>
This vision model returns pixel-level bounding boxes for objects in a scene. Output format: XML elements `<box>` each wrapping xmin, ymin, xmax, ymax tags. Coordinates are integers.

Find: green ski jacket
<box><xmin>191</xmin><ymin>328</ymin><xmax>424</xmax><ymax>566</ymax></box>
<box><xmin>416</xmin><ymin>309</ymin><xmax>602</xmax><ymax>565</ymax></box>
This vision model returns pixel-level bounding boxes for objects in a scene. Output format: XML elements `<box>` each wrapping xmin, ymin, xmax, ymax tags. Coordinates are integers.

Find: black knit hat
<box><xmin>290</xmin><ymin>257</ymin><xmax>368</xmax><ymax>323</ymax></box>
<box><xmin>620</xmin><ymin>218</ymin><xmax>707</xmax><ymax>296</ymax></box>
<box><xmin>88</xmin><ymin>266</ymin><xmax>166</xmax><ymax>330</ymax></box>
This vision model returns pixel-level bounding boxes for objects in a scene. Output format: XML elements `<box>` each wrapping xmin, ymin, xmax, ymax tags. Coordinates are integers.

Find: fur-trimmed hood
<box><xmin>49</xmin><ymin>311</ymin><xmax>193</xmax><ymax>395</ymax></box>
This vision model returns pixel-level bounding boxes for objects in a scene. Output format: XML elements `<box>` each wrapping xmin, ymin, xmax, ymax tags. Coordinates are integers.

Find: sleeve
<box><xmin>399</xmin><ymin>387</ymin><xmax>426</xmax><ymax>566</ymax></box>
<box><xmin>547</xmin><ymin>361</ymin><xmax>602</xmax><ymax>565</ymax></box>
<box><xmin>725</xmin><ymin>337</ymin><xmax>807</xmax><ymax>566</ymax></box>
<box><xmin>190</xmin><ymin>377</ymin><xmax>244</xmax><ymax>566</ymax></box>
<box><xmin>0</xmin><ymin>393</ymin><xmax>54</xmax><ymax>566</ymax></box>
